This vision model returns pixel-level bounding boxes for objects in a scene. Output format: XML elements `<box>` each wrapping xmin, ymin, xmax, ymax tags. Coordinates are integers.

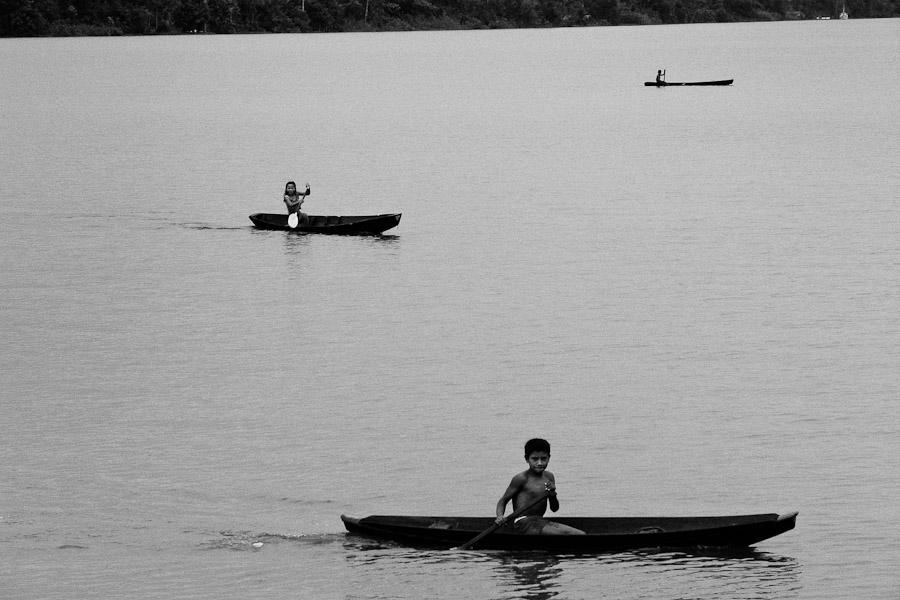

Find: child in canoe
<box><xmin>283</xmin><ymin>181</ymin><xmax>310</xmax><ymax>226</ymax></box>
<box><xmin>495</xmin><ymin>438</ymin><xmax>585</xmax><ymax>535</ymax></box>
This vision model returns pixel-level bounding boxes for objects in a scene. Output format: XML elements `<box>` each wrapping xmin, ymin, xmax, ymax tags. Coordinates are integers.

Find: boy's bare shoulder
<box><xmin>510</xmin><ymin>470</ymin><xmax>530</xmax><ymax>484</ymax></box>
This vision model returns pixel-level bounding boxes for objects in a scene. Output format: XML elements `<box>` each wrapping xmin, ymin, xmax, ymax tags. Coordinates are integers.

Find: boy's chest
<box><xmin>523</xmin><ymin>477</ymin><xmax>549</xmax><ymax>495</ymax></box>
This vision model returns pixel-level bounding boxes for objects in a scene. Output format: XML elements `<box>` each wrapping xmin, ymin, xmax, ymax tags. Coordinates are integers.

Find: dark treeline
<box><xmin>1</xmin><ymin>0</ymin><xmax>897</xmax><ymax>36</ymax></box>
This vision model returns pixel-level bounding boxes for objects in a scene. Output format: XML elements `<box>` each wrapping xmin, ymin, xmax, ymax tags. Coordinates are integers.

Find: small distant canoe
<box><xmin>645</xmin><ymin>79</ymin><xmax>733</xmax><ymax>87</ymax></box>
<box><xmin>341</xmin><ymin>511</ymin><xmax>798</xmax><ymax>551</ymax></box>
<box><xmin>249</xmin><ymin>213</ymin><xmax>401</xmax><ymax>235</ymax></box>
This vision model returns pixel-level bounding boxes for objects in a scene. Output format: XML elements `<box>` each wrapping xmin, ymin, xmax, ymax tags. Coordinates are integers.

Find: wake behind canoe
<box><xmin>249</xmin><ymin>213</ymin><xmax>401</xmax><ymax>235</ymax></box>
<box><xmin>645</xmin><ymin>79</ymin><xmax>734</xmax><ymax>86</ymax></box>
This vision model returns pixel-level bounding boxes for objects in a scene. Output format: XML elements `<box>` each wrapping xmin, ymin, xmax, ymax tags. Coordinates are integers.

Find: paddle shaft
<box><xmin>455</xmin><ymin>490</ymin><xmax>553</xmax><ymax>550</ymax></box>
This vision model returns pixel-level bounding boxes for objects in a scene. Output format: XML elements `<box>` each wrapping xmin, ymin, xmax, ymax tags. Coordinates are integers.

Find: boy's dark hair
<box><xmin>524</xmin><ymin>438</ymin><xmax>550</xmax><ymax>456</ymax></box>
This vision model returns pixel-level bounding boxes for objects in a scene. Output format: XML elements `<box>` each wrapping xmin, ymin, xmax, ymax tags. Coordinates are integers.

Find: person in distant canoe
<box><xmin>656</xmin><ymin>70</ymin><xmax>665</xmax><ymax>86</ymax></box>
<box><xmin>495</xmin><ymin>438</ymin><xmax>585</xmax><ymax>535</ymax></box>
<box><xmin>283</xmin><ymin>181</ymin><xmax>310</xmax><ymax>226</ymax></box>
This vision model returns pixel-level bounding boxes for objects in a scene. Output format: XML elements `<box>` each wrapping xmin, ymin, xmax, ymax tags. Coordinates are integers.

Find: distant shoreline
<box><xmin>1</xmin><ymin>1</ymin><xmax>893</xmax><ymax>39</ymax></box>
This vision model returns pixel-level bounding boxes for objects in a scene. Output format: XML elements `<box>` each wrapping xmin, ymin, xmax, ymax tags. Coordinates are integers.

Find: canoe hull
<box><xmin>341</xmin><ymin>512</ymin><xmax>797</xmax><ymax>551</ymax></box>
<box><xmin>249</xmin><ymin>213</ymin><xmax>401</xmax><ymax>235</ymax></box>
<box><xmin>645</xmin><ymin>79</ymin><xmax>734</xmax><ymax>86</ymax></box>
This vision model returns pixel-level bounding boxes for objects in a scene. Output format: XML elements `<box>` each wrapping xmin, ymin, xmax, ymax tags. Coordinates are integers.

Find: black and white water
<box><xmin>2</xmin><ymin>19</ymin><xmax>898</xmax><ymax>599</ymax></box>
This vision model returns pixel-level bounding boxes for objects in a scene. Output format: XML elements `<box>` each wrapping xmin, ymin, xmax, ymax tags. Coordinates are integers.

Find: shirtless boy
<box><xmin>283</xmin><ymin>181</ymin><xmax>310</xmax><ymax>226</ymax></box>
<box><xmin>494</xmin><ymin>438</ymin><xmax>585</xmax><ymax>535</ymax></box>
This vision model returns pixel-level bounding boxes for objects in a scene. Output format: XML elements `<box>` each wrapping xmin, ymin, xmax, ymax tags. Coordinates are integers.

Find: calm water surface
<box><xmin>2</xmin><ymin>19</ymin><xmax>899</xmax><ymax>599</ymax></box>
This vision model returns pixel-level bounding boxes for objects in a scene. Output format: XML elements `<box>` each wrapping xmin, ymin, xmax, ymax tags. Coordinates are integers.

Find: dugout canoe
<box><xmin>645</xmin><ymin>79</ymin><xmax>734</xmax><ymax>86</ymax></box>
<box><xmin>249</xmin><ymin>213</ymin><xmax>401</xmax><ymax>235</ymax></box>
<box><xmin>341</xmin><ymin>511</ymin><xmax>797</xmax><ymax>551</ymax></box>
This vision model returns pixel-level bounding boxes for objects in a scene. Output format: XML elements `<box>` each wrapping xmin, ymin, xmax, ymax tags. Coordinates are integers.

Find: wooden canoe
<box><xmin>249</xmin><ymin>213</ymin><xmax>401</xmax><ymax>235</ymax></box>
<box><xmin>341</xmin><ymin>511</ymin><xmax>797</xmax><ymax>551</ymax></box>
<box><xmin>645</xmin><ymin>79</ymin><xmax>733</xmax><ymax>86</ymax></box>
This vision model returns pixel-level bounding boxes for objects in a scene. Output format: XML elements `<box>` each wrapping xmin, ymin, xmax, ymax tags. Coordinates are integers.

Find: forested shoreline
<box><xmin>1</xmin><ymin>0</ymin><xmax>897</xmax><ymax>37</ymax></box>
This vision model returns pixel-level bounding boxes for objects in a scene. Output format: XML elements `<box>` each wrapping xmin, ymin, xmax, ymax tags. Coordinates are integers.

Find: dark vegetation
<box><xmin>1</xmin><ymin>0</ymin><xmax>896</xmax><ymax>36</ymax></box>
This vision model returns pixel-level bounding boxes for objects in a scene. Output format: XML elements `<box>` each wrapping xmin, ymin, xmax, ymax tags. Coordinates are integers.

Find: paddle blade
<box><xmin>287</xmin><ymin>213</ymin><xmax>299</xmax><ymax>228</ymax></box>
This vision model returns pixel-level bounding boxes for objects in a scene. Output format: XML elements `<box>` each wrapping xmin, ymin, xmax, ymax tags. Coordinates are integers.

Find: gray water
<box><xmin>2</xmin><ymin>19</ymin><xmax>899</xmax><ymax>599</ymax></box>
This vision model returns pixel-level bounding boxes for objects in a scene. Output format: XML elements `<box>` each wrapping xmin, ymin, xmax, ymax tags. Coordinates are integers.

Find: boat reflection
<box><xmin>342</xmin><ymin>540</ymin><xmax>800</xmax><ymax>599</ymax></box>
<box><xmin>492</xmin><ymin>554</ymin><xmax>563</xmax><ymax>600</ymax></box>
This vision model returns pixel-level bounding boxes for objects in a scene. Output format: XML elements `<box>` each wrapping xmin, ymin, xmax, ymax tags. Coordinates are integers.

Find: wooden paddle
<box><xmin>287</xmin><ymin>184</ymin><xmax>310</xmax><ymax>229</ymax></box>
<box><xmin>454</xmin><ymin>489</ymin><xmax>553</xmax><ymax>551</ymax></box>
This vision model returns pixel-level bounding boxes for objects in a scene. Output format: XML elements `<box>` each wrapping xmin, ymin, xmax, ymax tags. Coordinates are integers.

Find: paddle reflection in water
<box><xmin>342</xmin><ymin>541</ymin><xmax>800</xmax><ymax>600</ymax></box>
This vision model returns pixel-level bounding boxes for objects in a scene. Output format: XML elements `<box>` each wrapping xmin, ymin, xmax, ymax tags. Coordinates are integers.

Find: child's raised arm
<box><xmin>547</xmin><ymin>478</ymin><xmax>560</xmax><ymax>513</ymax></box>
